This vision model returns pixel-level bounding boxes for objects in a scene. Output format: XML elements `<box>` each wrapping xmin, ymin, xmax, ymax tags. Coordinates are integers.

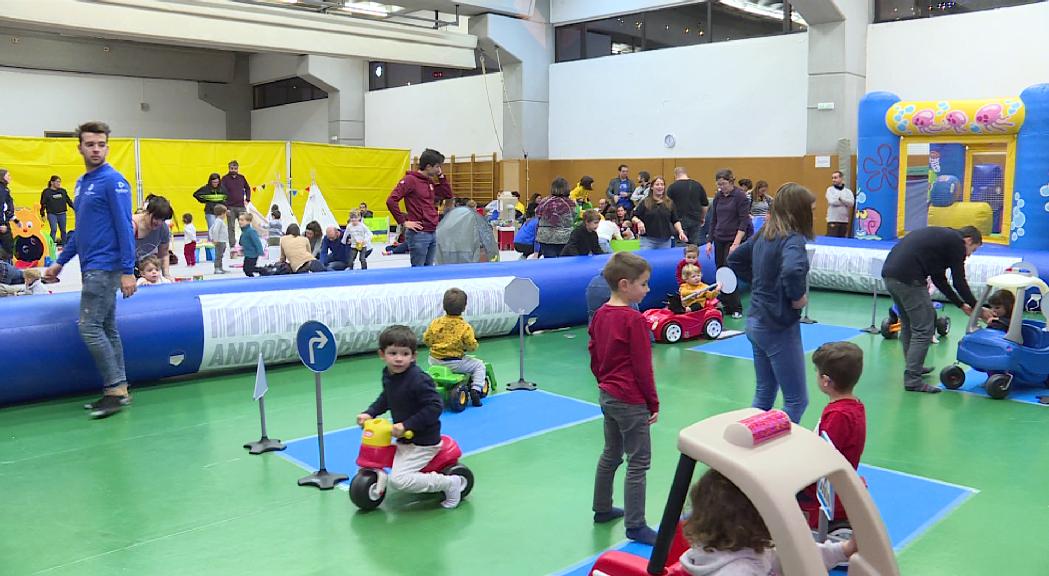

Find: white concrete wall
<box><xmin>364</xmin><ymin>72</ymin><xmax>504</xmax><ymax>158</ymax></box>
<box><xmin>551</xmin><ymin>0</ymin><xmax>698</xmax><ymax>24</ymax></box>
<box><xmin>548</xmin><ymin>33</ymin><xmax>809</xmax><ymax>159</ymax></box>
<box><xmin>0</xmin><ymin>66</ymin><xmax>226</xmax><ymax>139</ymax></box>
<box><xmin>867</xmin><ymin>3</ymin><xmax>1049</xmax><ymax>100</ymax></box>
<box><xmin>251</xmin><ymin>99</ymin><xmax>329</xmax><ymax>143</ymax></box>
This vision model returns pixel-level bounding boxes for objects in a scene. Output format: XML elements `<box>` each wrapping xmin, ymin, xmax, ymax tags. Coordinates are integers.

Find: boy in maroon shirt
<box><xmin>386</xmin><ymin>148</ymin><xmax>454</xmax><ymax>267</ymax></box>
<box><xmin>589</xmin><ymin>252</ymin><xmax>660</xmax><ymax>545</ymax></box>
<box><xmin>800</xmin><ymin>341</ymin><xmax>867</xmax><ymax>529</ymax></box>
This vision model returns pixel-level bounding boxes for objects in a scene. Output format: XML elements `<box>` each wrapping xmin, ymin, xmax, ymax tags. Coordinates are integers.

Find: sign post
<box><xmin>295</xmin><ymin>320</ymin><xmax>346</xmax><ymax>490</ymax></box>
<box><xmin>863</xmin><ymin>258</ymin><xmax>885</xmax><ymax>334</ymax></box>
<box><xmin>244</xmin><ymin>353</ymin><xmax>285</xmax><ymax>454</ymax></box>
<box><xmin>504</xmin><ymin>277</ymin><xmax>541</xmax><ymax>391</ymax></box>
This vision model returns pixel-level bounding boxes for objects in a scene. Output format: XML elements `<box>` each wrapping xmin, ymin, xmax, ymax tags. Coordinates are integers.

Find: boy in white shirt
<box><xmin>182</xmin><ymin>213</ymin><xmax>197</xmax><ymax>267</ymax></box>
<box><xmin>209</xmin><ymin>204</ymin><xmax>229</xmax><ymax>274</ymax></box>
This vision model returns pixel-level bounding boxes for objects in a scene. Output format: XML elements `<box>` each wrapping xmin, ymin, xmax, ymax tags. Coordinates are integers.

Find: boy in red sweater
<box><xmin>799</xmin><ymin>341</ymin><xmax>866</xmax><ymax>529</ymax></box>
<box><xmin>589</xmin><ymin>252</ymin><xmax>660</xmax><ymax>545</ymax></box>
<box><xmin>675</xmin><ymin>243</ymin><xmax>700</xmax><ymax>284</ymax></box>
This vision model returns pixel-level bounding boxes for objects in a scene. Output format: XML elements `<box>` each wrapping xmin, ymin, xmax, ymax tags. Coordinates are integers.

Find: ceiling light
<box><xmin>337</xmin><ymin>2</ymin><xmax>388</xmax><ymax>17</ymax></box>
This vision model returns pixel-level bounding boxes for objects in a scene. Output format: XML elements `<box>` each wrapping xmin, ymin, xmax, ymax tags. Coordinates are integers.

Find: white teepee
<box><xmin>300</xmin><ymin>183</ymin><xmax>339</xmax><ymax>230</ymax></box>
<box><xmin>267</xmin><ymin>182</ymin><xmax>299</xmax><ymax>231</ymax></box>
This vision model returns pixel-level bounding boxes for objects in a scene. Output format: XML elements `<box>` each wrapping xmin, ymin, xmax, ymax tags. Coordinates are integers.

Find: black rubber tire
<box><xmin>985</xmin><ymin>373</ymin><xmax>1011</xmax><ymax>400</ymax></box>
<box><xmin>450</xmin><ymin>385</ymin><xmax>469</xmax><ymax>412</ymax></box>
<box><xmin>349</xmin><ymin>470</ymin><xmax>384</xmax><ymax>511</ymax></box>
<box><xmin>703</xmin><ymin>318</ymin><xmax>723</xmax><ymax>340</ymax></box>
<box><xmin>662</xmin><ymin>321</ymin><xmax>682</xmax><ymax>343</ymax></box>
<box><xmin>443</xmin><ymin>464</ymin><xmax>475</xmax><ymax>499</ymax></box>
<box><xmin>940</xmin><ymin>365</ymin><xmax>966</xmax><ymax>389</ymax></box>
<box><xmin>880</xmin><ymin>318</ymin><xmax>897</xmax><ymax>339</ymax></box>
<box><xmin>936</xmin><ymin>316</ymin><xmax>951</xmax><ymax>336</ymax></box>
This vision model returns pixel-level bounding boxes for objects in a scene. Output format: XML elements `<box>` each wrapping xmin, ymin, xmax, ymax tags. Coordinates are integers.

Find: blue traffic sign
<box><xmin>296</xmin><ymin>321</ymin><xmax>337</xmax><ymax>373</ymax></box>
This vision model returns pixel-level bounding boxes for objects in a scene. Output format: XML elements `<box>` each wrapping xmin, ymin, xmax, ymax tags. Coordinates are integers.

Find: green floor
<box><xmin>3</xmin><ymin>291</ymin><xmax>1049</xmax><ymax>575</ymax></box>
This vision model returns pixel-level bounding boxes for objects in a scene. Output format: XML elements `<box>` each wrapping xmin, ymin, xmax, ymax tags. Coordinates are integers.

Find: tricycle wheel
<box><xmin>481</xmin><ymin>376</ymin><xmax>491</xmax><ymax>398</ymax></box>
<box><xmin>349</xmin><ymin>470</ymin><xmax>384</xmax><ymax>511</ymax></box>
<box><xmin>940</xmin><ymin>365</ymin><xmax>965</xmax><ymax>389</ymax></box>
<box><xmin>442</xmin><ymin>464</ymin><xmax>475</xmax><ymax>499</ymax></box>
<box><xmin>936</xmin><ymin>315</ymin><xmax>951</xmax><ymax>336</ymax></box>
<box><xmin>449</xmin><ymin>385</ymin><xmax>469</xmax><ymax>412</ymax></box>
<box><xmin>662</xmin><ymin>321</ymin><xmax>682</xmax><ymax>343</ymax></box>
<box><xmin>985</xmin><ymin>374</ymin><xmax>1012</xmax><ymax>400</ymax></box>
<box><xmin>703</xmin><ymin>318</ymin><xmax>723</xmax><ymax>339</ymax></box>
<box><xmin>880</xmin><ymin>318</ymin><xmax>897</xmax><ymax>339</ymax></box>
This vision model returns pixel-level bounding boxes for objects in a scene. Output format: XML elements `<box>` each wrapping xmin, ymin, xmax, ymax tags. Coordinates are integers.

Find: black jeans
<box><xmin>714</xmin><ymin>240</ymin><xmax>742</xmax><ymax>314</ymax></box>
<box><xmin>243</xmin><ymin>257</ymin><xmax>258</xmax><ymax>277</ymax></box>
<box><xmin>540</xmin><ymin>243</ymin><xmax>566</xmax><ymax>259</ymax></box>
<box><xmin>826</xmin><ymin>222</ymin><xmax>849</xmax><ymax>238</ymax></box>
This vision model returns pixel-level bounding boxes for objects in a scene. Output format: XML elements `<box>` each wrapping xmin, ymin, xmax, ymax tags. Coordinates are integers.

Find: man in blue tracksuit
<box><xmin>45</xmin><ymin>121</ymin><xmax>137</xmax><ymax>419</ymax></box>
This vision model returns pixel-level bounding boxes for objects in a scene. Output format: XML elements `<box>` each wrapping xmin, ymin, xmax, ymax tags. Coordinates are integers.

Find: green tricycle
<box><xmin>426</xmin><ymin>359</ymin><xmax>497</xmax><ymax>412</ymax></box>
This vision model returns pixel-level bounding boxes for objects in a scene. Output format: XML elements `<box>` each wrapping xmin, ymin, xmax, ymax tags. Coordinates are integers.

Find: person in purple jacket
<box><xmin>220</xmin><ymin>160</ymin><xmax>251</xmax><ymax>247</ymax></box>
<box><xmin>45</xmin><ymin>121</ymin><xmax>136</xmax><ymax>419</ymax></box>
<box><xmin>706</xmin><ymin>169</ymin><xmax>750</xmax><ymax>318</ymax></box>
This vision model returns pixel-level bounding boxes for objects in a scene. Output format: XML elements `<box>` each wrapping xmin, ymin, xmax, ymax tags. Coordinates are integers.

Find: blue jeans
<box><xmin>598</xmin><ymin>238</ymin><xmax>611</xmax><ymax>254</ymax></box>
<box><xmin>746</xmin><ymin>316</ymin><xmax>807</xmax><ymax>423</ymax></box>
<box><xmin>405</xmin><ymin>229</ymin><xmax>436</xmax><ymax>267</ymax></box>
<box><xmin>204</xmin><ymin>213</ymin><xmax>217</xmax><ymax>234</ymax></box>
<box><xmin>639</xmin><ymin>236</ymin><xmax>672</xmax><ymax>250</ymax></box>
<box><xmin>78</xmin><ymin>270</ymin><xmax>127</xmax><ymax>390</ymax></box>
<box><xmin>47</xmin><ymin>212</ymin><xmax>68</xmax><ymax>244</ymax></box>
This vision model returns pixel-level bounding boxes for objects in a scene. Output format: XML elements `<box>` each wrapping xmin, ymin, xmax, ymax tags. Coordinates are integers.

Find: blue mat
<box><xmin>555</xmin><ymin>463</ymin><xmax>975</xmax><ymax>576</ymax></box>
<box><xmin>940</xmin><ymin>368</ymin><xmax>1049</xmax><ymax>406</ymax></box>
<box><xmin>278</xmin><ymin>390</ymin><xmax>602</xmax><ymax>482</ymax></box>
<box><xmin>689</xmin><ymin>323</ymin><xmax>864</xmax><ymax>360</ymax></box>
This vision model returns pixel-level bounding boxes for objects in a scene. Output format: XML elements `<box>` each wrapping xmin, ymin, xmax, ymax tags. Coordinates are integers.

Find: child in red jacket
<box><xmin>589</xmin><ymin>252</ymin><xmax>660</xmax><ymax>545</ymax></box>
<box><xmin>799</xmin><ymin>341</ymin><xmax>866</xmax><ymax>529</ymax></box>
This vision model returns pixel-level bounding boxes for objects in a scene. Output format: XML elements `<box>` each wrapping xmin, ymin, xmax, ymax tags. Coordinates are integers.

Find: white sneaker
<box><xmin>440</xmin><ymin>475</ymin><xmax>467</xmax><ymax>509</ymax></box>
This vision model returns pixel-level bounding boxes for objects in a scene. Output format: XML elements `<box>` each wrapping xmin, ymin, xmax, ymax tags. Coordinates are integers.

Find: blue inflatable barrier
<box><xmin>1</xmin><ymin>250</ymin><xmax>688</xmax><ymax>406</ymax></box>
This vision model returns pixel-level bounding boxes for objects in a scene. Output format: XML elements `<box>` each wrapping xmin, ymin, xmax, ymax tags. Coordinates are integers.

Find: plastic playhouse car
<box><xmin>426</xmin><ymin>358</ymin><xmax>496</xmax><ymax>412</ymax></box>
<box><xmin>643</xmin><ymin>288</ymin><xmax>723</xmax><ymax>343</ymax></box>
<box><xmin>880</xmin><ymin>303</ymin><xmax>951</xmax><ymax>339</ymax></box>
<box><xmin>349</xmin><ymin>418</ymin><xmax>473</xmax><ymax>511</ymax></box>
<box><xmin>940</xmin><ymin>266</ymin><xmax>1049</xmax><ymax>399</ymax></box>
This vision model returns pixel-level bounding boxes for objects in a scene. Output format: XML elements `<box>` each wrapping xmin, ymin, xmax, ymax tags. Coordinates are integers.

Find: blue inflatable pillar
<box><xmin>1013</xmin><ymin>83</ymin><xmax>1049</xmax><ymax>249</ymax></box>
<box><xmin>856</xmin><ymin>92</ymin><xmax>902</xmax><ymax>241</ymax></box>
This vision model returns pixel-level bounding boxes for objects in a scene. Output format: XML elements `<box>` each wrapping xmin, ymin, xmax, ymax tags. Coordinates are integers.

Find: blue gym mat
<box><xmin>689</xmin><ymin>323</ymin><xmax>864</xmax><ymax>360</ymax></box>
<box><xmin>278</xmin><ymin>390</ymin><xmax>602</xmax><ymax>483</ymax></box>
<box><xmin>940</xmin><ymin>368</ymin><xmax>1049</xmax><ymax>406</ymax></box>
<box><xmin>555</xmin><ymin>463</ymin><xmax>976</xmax><ymax>576</ymax></box>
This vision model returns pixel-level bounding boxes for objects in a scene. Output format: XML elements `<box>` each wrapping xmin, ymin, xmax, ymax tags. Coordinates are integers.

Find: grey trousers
<box><xmin>78</xmin><ymin>270</ymin><xmax>127</xmax><ymax>389</ymax></box>
<box><xmin>885</xmin><ymin>277</ymin><xmax>936</xmax><ymax>389</ymax></box>
<box><xmin>593</xmin><ymin>390</ymin><xmax>651</xmax><ymax>529</ymax></box>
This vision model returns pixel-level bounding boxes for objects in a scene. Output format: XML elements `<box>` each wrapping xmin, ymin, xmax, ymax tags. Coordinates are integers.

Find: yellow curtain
<box><xmin>290</xmin><ymin>142</ymin><xmax>409</xmax><ymax>224</ymax></box>
<box><xmin>0</xmin><ymin>136</ymin><xmax>136</xmax><ymax>230</ymax></box>
<box><xmin>138</xmin><ymin>140</ymin><xmax>286</xmax><ymax>234</ymax></box>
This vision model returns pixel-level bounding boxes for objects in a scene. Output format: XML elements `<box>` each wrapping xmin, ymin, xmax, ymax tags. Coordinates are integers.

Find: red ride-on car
<box><xmin>644</xmin><ymin>289</ymin><xmax>724</xmax><ymax>343</ymax></box>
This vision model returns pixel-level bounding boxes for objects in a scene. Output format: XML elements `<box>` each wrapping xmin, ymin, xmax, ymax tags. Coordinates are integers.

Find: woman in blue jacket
<box><xmin>727</xmin><ymin>183</ymin><xmax>815</xmax><ymax>423</ymax></box>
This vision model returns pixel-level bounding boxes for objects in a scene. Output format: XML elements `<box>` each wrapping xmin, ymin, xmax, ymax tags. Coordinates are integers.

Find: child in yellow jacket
<box><xmin>424</xmin><ymin>287</ymin><xmax>487</xmax><ymax>407</ymax></box>
<box><xmin>679</xmin><ymin>264</ymin><xmax>719</xmax><ymax>310</ymax></box>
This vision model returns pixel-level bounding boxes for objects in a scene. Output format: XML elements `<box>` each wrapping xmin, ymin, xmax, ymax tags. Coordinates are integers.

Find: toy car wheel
<box><xmin>480</xmin><ymin>376</ymin><xmax>491</xmax><ymax>398</ymax></box>
<box><xmin>703</xmin><ymin>318</ymin><xmax>723</xmax><ymax>339</ymax></box>
<box><xmin>985</xmin><ymin>373</ymin><xmax>1011</xmax><ymax>400</ymax></box>
<box><xmin>940</xmin><ymin>365</ymin><xmax>966</xmax><ymax>389</ymax></box>
<box><xmin>662</xmin><ymin>322</ymin><xmax>682</xmax><ymax>343</ymax></box>
<box><xmin>879</xmin><ymin>318</ymin><xmax>897</xmax><ymax>339</ymax></box>
<box><xmin>450</xmin><ymin>385</ymin><xmax>469</xmax><ymax>412</ymax></box>
<box><xmin>442</xmin><ymin>464</ymin><xmax>475</xmax><ymax>499</ymax></box>
<box><xmin>936</xmin><ymin>316</ymin><xmax>951</xmax><ymax>336</ymax></box>
<box><xmin>349</xmin><ymin>470</ymin><xmax>385</xmax><ymax>511</ymax></box>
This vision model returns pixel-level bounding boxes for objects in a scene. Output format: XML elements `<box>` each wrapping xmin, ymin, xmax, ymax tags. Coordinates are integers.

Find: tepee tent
<box><xmin>266</xmin><ymin>181</ymin><xmax>299</xmax><ymax>231</ymax></box>
<box><xmin>300</xmin><ymin>182</ymin><xmax>340</xmax><ymax>230</ymax></box>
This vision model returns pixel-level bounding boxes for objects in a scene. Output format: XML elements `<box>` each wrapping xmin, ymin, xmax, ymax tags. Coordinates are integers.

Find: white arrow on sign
<box><xmin>308</xmin><ymin>330</ymin><xmax>329</xmax><ymax>365</ymax></box>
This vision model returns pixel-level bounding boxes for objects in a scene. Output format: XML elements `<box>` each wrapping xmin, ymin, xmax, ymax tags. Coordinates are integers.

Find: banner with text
<box><xmin>198</xmin><ymin>277</ymin><xmax>520</xmax><ymax>371</ymax></box>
